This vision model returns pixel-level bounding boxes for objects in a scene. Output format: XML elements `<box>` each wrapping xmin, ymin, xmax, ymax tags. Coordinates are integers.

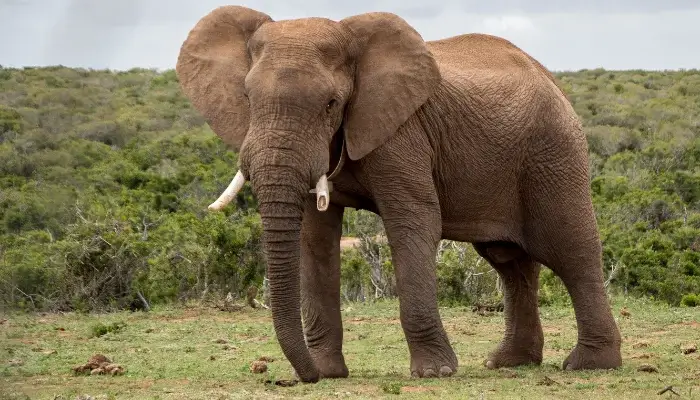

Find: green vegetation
<box><xmin>1</xmin><ymin>297</ymin><xmax>698</xmax><ymax>399</ymax></box>
<box><xmin>0</xmin><ymin>66</ymin><xmax>699</xmax><ymax>311</ymax></box>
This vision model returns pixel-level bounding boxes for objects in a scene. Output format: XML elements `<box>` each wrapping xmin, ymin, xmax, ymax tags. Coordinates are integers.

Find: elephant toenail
<box><xmin>423</xmin><ymin>368</ymin><xmax>437</xmax><ymax>378</ymax></box>
<box><xmin>485</xmin><ymin>360</ymin><xmax>495</xmax><ymax>369</ymax></box>
<box><xmin>439</xmin><ymin>366</ymin><xmax>453</xmax><ymax>377</ymax></box>
<box><xmin>411</xmin><ymin>370</ymin><xmax>420</xmax><ymax>378</ymax></box>
<box><xmin>565</xmin><ymin>363</ymin><xmax>573</xmax><ymax>371</ymax></box>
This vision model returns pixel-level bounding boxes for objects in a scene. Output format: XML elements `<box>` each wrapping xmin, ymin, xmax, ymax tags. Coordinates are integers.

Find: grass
<box><xmin>1</xmin><ymin>296</ymin><xmax>698</xmax><ymax>399</ymax></box>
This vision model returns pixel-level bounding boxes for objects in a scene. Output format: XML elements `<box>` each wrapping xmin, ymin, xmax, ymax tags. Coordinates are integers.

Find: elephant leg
<box><xmin>525</xmin><ymin>163</ymin><xmax>622</xmax><ymax>370</ymax></box>
<box><xmin>473</xmin><ymin>242</ymin><xmax>544</xmax><ymax>369</ymax></box>
<box><xmin>545</xmin><ymin>244</ymin><xmax>622</xmax><ymax>370</ymax></box>
<box><xmin>386</xmin><ymin>217</ymin><xmax>457</xmax><ymax>378</ymax></box>
<box><xmin>375</xmin><ymin>200</ymin><xmax>457</xmax><ymax>378</ymax></box>
<box><xmin>299</xmin><ymin>199</ymin><xmax>348</xmax><ymax>378</ymax></box>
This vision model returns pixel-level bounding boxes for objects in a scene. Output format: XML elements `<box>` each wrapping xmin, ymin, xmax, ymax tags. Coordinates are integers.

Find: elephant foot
<box><xmin>408</xmin><ymin>334</ymin><xmax>458</xmax><ymax>378</ymax></box>
<box><xmin>484</xmin><ymin>339</ymin><xmax>543</xmax><ymax>369</ymax></box>
<box><xmin>562</xmin><ymin>340</ymin><xmax>622</xmax><ymax>370</ymax></box>
<box><xmin>309</xmin><ymin>349</ymin><xmax>349</xmax><ymax>379</ymax></box>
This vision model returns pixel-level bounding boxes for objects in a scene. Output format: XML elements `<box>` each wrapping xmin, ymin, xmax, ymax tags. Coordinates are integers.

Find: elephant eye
<box><xmin>326</xmin><ymin>99</ymin><xmax>337</xmax><ymax>113</ymax></box>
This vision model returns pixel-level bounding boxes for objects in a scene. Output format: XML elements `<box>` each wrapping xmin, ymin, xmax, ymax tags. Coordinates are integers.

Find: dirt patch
<box><xmin>401</xmin><ymin>386</ymin><xmax>434</xmax><ymax>393</ymax></box>
<box><xmin>153</xmin><ymin>308</ymin><xmax>205</xmax><ymax>323</ymax></box>
<box><xmin>340</xmin><ymin>237</ymin><xmax>361</xmax><ymax>250</ymax></box>
<box><xmin>346</xmin><ymin>317</ymin><xmax>400</xmax><ymax>325</ymax></box>
<box><xmin>668</xmin><ymin>321</ymin><xmax>700</xmax><ymax>329</ymax></box>
<box><xmin>542</xmin><ymin>326</ymin><xmax>562</xmax><ymax>335</ymax></box>
<box><xmin>543</xmin><ymin>349</ymin><xmax>567</xmax><ymax>358</ymax></box>
<box><xmin>340</xmin><ymin>235</ymin><xmax>387</xmax><ymax>250</ymax></box>
<box><xmin>630</xmin><ymin>353</ymin><xmax>653</xmax><ymax>359</ymax></box>
<box><xmin>135</xmin><ymin>379</ymin><xmax>155</xmax><ymax>389</ymax></box>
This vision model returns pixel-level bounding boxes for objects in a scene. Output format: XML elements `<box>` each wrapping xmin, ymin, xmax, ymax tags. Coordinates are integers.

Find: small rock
<box><xmin>632</xmin><ymin>341</ymin><xmax>650</xmax><ymax>349</ymax></box>
<box><xmin>214</xmin><ymin>338</ymin><xmax>228</xmax><ymax>344</ymax></box>
<box><xmin>637</xmin><ymin>364</ymin><xmax>659</xmax><ymax>373</ymax></box>
<box><xmin>250</xmin><ymin>360</ymin><xmax>268</xmax><ymax>374</ymax></box>
<box><xmin>209</xmin><ymin>355</ymin><xmax>216</xmax><ymax>361</ymax></box>
<box><xmin>682</xmin><ymin>343</ymin><xmax>697</xmax><ymax>355</ymax></box>
<box><xmin>257</xmin><ymin>356</ymin><xmax>275</xmax><ymax>362</ymax></box>
<box><xmin>8</xmin><ymin>359</ymin><xmax>24</xmax><ymax>367</ymax></box>
<box><xmin>620</xmin><ymin>307</ymin><xmax>631</xmax><ymax>317</ymax></box>
<box><xmin>90</xmin><ymin>368</ymin><xmax>104</xmax><ymax>375</ymax></box>
<box><xmin>145</xmin><ymin>328</ymin><xmax>154</xmax><ymax>333</ymax></box>
<box><xmin>42</xmin><ymin>349</ymin><xmax>58</xmax><ymax>355</ymax></box>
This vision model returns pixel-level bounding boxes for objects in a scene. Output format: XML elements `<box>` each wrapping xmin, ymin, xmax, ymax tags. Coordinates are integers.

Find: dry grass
<box><xmin>1</xmin><ymin>296</ymin><xmax>699</xmax><ymax>399</ymax></box>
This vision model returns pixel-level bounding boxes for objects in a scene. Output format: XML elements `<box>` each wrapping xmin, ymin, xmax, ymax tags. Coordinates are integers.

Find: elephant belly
<box><xmin>437</xmin><ymin>151</ymin><xmax>525</xmax><ymax>245</ymax></box>
<box><xmin>440</xmin><ymin>204</ymin><xmax>524</xmax><ymax>245</ymax></box>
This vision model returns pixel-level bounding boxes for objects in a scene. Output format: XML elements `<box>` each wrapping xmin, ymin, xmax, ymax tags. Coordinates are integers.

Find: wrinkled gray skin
<box><xmin>176</xmin><ymin>6</ymin><xmax>623</xmax><ymax>383</ymax></box>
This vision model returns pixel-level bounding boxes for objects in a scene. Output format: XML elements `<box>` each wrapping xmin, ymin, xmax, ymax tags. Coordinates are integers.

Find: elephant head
<box><xmin>176</xmin><ymin>5</ymin><xmax>441</xmax><ymax>382</ymax></box>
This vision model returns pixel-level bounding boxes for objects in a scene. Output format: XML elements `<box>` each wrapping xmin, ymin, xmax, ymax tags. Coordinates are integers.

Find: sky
<box><xmin>1</xmin><ymin>0</ymin><xmax>699</xmax><ymax>72</ymax></box>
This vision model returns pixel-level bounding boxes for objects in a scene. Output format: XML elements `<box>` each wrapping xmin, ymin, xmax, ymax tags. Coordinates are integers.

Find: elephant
<box><xmin>175</xmin><ymin>5</ymin><xmax>623</xmax><ymax>383</ymax></box>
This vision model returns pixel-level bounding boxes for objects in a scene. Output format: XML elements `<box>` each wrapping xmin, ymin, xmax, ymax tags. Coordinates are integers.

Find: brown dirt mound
<box><xmin>250</xmin><ymin>360</ymin><xmax>268</xmax><ymax>374</ymax></box>
<box><xmin>72</xmin><ymin>354</ymin><xmax>125</xmax><ymax>376</ymax></box>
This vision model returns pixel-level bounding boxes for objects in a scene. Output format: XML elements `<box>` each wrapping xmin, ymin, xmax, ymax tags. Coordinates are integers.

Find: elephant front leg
<box><xmin>299</xmin><ymin>199</ymin><xmax>348</xmax><ymax>378</ymax></box>
<box><xmin>381</xmin><ymin>208</ymin><xmax>458</xmax><ymax>378</ymax></box>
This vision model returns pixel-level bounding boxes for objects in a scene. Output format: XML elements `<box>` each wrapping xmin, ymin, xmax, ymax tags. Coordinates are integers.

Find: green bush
<box><xmin>680</xmin><ymin>294</ymin><xmax>699</xmax><ymax>307</ymax></box>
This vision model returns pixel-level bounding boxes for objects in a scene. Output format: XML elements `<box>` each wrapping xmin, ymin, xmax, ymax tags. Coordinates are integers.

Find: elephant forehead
<box><xmin>247</xmin><ymin>66</ymin><xmax>334</xmax><ymax>100</ymax></box>
<box><xmin>251</xmin><ymin>18</ymin><xmax>351</xmax><ymax>63</ymax></box>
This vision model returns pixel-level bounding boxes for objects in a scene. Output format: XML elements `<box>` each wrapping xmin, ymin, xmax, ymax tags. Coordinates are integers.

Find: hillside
<box><xmin>0</xmin><ymin>66</ymin><xmax>698</xmax><ymax>310</ymax></box>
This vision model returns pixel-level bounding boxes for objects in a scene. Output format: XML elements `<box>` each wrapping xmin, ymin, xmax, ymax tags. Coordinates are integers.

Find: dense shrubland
<box><xmin>0</xmin><ymin>66</ymin><xmax>698</xmax><ymax>311</ymax></box>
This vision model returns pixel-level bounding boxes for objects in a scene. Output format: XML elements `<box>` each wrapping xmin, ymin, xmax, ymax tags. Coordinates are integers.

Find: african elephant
<box><xmin>175</xmin><ymin>5</ymin><xmax>622</xmax><ymax>383</ymax></box>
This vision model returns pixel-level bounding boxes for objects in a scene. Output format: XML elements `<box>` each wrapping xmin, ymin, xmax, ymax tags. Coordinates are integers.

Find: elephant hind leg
<box><xmin>523</xmin><ymin>151</ymin><xmax>622</xmax><ymax>370</ymax></box>
<box><xmin>526</xmin><ymin>229</ymin><xmax>622</xmax><ymax>370</ymax></box>
<box><xmin>473</xmin><ymin>242</ymin><xmax>544</xmax><ymax>369</ymax></box>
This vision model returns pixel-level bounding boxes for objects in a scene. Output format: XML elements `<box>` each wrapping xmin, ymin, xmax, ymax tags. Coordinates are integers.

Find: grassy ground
<box><xmin>1</xmin><ymin>296</ymin><xmax>698</xmax><ymax>399</ymax></box>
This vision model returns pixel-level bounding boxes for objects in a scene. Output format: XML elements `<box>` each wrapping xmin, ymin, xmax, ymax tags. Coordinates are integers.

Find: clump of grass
<box><xmin>381</xmin><ymin>381</ymin><xmax>402</xmax><ymax>395</ymax></box>
<box><xmin>680</xmin><ymin>294</ymin><xmax>699</xmax><ymax>307</ymax></box>
<box><xmin>89</xmin><ymin>321</ymin><xmax>127</xmax><ymax>338</ymax></box>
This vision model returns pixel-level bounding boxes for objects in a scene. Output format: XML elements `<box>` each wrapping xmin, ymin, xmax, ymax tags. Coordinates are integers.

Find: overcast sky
<box><xmin>1</xmin><ymin>0</ymin><xmax>699</xmax><ymax>72</ymax></box>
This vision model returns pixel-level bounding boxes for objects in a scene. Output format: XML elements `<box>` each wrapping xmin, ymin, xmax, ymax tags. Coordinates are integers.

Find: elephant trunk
<box><xmin>249</xmin><ymin>156</ymin><xmax>320</xmax><ymax>383</ymax></box>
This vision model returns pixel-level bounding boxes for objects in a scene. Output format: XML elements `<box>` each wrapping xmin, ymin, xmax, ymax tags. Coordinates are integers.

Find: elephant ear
<box><xmin>340</xmin><ymin>12</ymin><xmax>441</xmax><ymax>160</ymax></box>
<box><xmin>176</xmin><ymin>6</ymin><xmax>272</xmax><ymax>151</ymax></box>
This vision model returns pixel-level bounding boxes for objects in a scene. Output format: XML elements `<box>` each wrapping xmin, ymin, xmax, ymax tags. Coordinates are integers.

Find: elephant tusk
<box><xmin>315</xmin><ymin>174</ymin><xmax>329</xmax><ymax>212</ymax></box>
<box><xmin>208</xmin><ymin>170</ymin><xmax>246</xmax><ymax>211</ymax></box>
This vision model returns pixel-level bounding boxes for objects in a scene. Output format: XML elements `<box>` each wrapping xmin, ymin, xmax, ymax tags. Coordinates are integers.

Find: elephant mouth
<box><xmin>207</xmin><ymin>137</ymin><xmax>346</xmax><ymax>213</ymax></box>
